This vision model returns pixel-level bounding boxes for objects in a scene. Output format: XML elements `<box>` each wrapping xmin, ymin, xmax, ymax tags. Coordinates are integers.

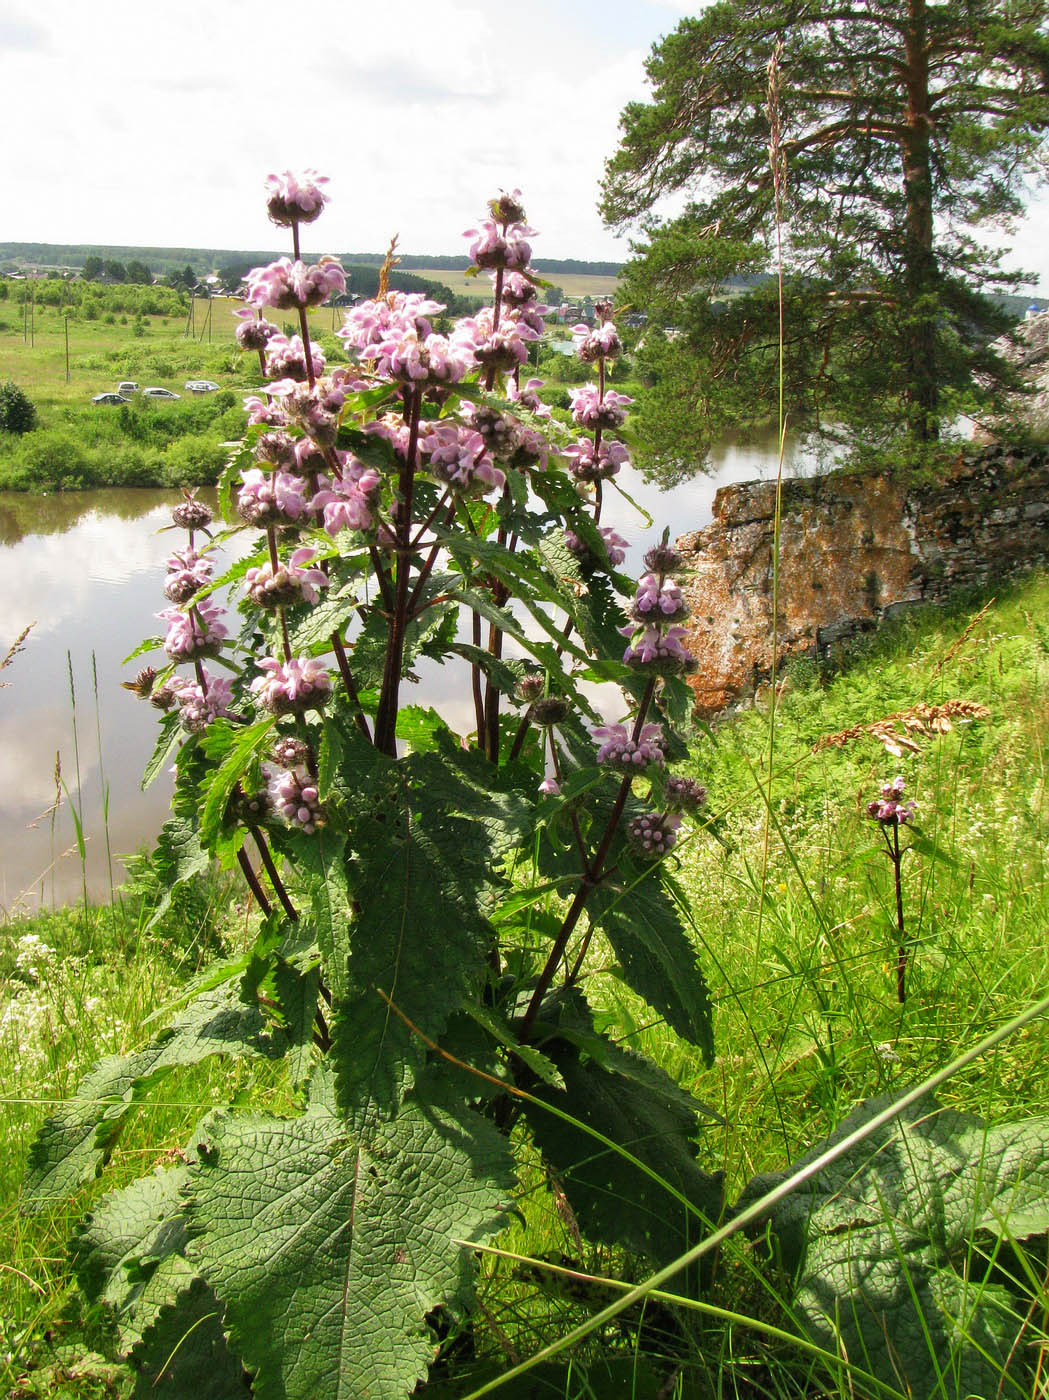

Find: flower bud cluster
<box><xmin>631</xmin><ymin>574</ymin><xmax>688</xmax><ymax>625</ymax></box>
<box><xmin>564</xmin><ymin>526</ymin><xmax>628</xmax><ymax>570</ymax></box>
<box><xmin>569</xmin><ymin>386</ymin><xmax>633</xmax><ymax>431</ymax></box>
<box><xmin>421</xmin><ymin>423</ymin><xmax>505</xmax><ymax>496</ymax></box>
<box><xmin>592</xmin><ymin>722</ymin><xmax>665</xmax><ymax>771</ymax></box>
<box><xmin>663</xmin><ymin>775</ymin><xmax>708</xmax><ymax>814</ymax></box>
<box><xmin>867</xmin><ymin>776</ymin><xmax>916</xmax><ymax>826</ymax></box>
<box><xmin>564</xmin><ymin>438</ymin><xmax>629</xmax><ymax>483</ymax></box>
<box><xmin>266</xmin><ymin>763</ymin><xmax>324</xmax><ymax>834</ymax></box>
<box><xmin>235</xmin><ymin>312</ymin><xmax>280</xmax><ymax>351</ymax></box>
<box><xmin>160</xmin><ymin>598</ymin><xmax>228</xmax><ymax>662</ymax></box>
<box><xmin>572</xmin><ymin>320</ymin><xmax>621</xmax><ymax>363</ymax></box>
<box><xmin>628</xmin><ymin>811</ymin><xmax>682</xmax><ymax>857</ymax></box>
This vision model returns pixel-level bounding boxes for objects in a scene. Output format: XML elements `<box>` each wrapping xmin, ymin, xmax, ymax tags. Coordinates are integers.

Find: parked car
<box><xmin>184</xmin><ymin>379</ymin><xmax>219</xmax><ymax>393</ymax></box>
<box><xmin>142</xmin><ymin>387</ymin><xmax>181</xmax><ymax>400</ymax></box>
<box><xmin>92</xmin><ymin>392</ymin><xmax>125</xmax><ymax>406</ymax></box>
<box><xmin>117</xmin><ymin>381</ymin><xmax>139</xmax><ymax>395</ymax></box>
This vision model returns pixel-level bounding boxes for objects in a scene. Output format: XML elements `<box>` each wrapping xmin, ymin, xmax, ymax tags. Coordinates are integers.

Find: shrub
<box><xmin>0</xmin><ymin>380</ymin><xmax>37</xmax><ymax>434</ymax></box>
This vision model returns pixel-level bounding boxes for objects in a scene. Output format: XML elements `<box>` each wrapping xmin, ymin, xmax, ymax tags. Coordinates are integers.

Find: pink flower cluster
<box><xmin>245</xmin><ymin>258</ymin><xmax>345</xmax><ymax>311</ymax></box>
<box><xmin>572</xmin><ymin>321</ymin><xmax>621</xmax><ymax>362</ymax></box>
<box><xmin>264</xmin><ymin>334</ymin><xmax>327</xmax><ymax>383</ymax></box>
<box><xmin>867</xmin><ymin>776</ymin><xmax>917</xmax><ymax>826</ymax></box>
<box><xmin>245</xmin><ymin>548</ymin><xmax>329</xmax><ymax>608</ymax></box>
<box><xmin>338</xmin><ymin>292</ymin><xmax>444</xmax><ymax>354</ymax></box>
<box><xmin>164</xmin><ymin>548</ymin><xmax>213</xmax><ymax>604</ymax></box>
<box><xmin>174</xmin><ymin>671</ymin><xmax>234</xmax><ymax>734</ymax></box>
<box><xmin>265</xmin><ymin>170</ymin><xmax>330</xmax><ymax>226</ymax></box>
<box><xmin>266</xmin><ymin>763</ymin><xmax>324</xmax><ymax>833</ymax></box>
<box><xmin>631</xmin><ymin>573</ymin><xmax>687</xmax><ymax>624</ymax></box>
<box><xmin>464</xmin><ymin>219</ymin><xmax>534</xmax><ymax>271</ymax></box>
<box><xmin>237</xmin><ymin>469</ymin><xmax>309</xmax><ymax>527</ymax></box>
<box><xmin>564</xmin><ymin>526</ymin><xmax>629</xmax><ymax>569</ymax></box>
<box><xmin>628</xmin><ymin>811</ymin><xmax>682</xmax><ymax>857</ymax></box>
<box><xmin>311</xmin><ymin>463</ymin><xmax>382</xmax><ymax>535</ymax></box>
<box><xmin>160</xmin><ymin>599</ymin><xmax>228</xmax><ymax>662</ymax></box>
<box><xmin>664</xmin><ymin>775</ymin><xmax>708</xmax><ymax>814</ymax></box>
<box><xmin>235</xmin><ymin>310</ymin><xmax>279</xmax><ymax>351</ymax></box>
<box><xmin>422</xmin><ymin>424</ymin><xmax>505</xmax><ymax>495</ymax></box>
<box><xmin>620</xmin><ymin>624</ymin><xmax>692</xmax><ymax>669</ymax></box>
<box><xmin>591</xmin><ymin>722</ymin><xmax>666</xmax><ymax>770</ymax></box>
<box><xmin>568</xmin><ymin>386</ymin><xmax>633</xmax><ymax>430</ymax></box>
<box><xmin>564</xmin><ymin>438</ymin><xmax>629</xmax><ymax>483</ymax></box>
<box><xmin>251</xmin><ymin>655</ymin><xmax>332</xmax><ymax>716</ymax></box>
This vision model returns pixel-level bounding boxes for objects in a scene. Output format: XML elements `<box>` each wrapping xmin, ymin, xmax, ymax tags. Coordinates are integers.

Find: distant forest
<box><xmin>0</xmin><ymin>242</ymin><xmax>622</xmax><ymax>280</ymax></box>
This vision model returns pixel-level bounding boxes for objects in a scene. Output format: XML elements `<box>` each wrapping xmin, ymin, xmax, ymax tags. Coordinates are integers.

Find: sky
<box><xmin>3</xmin><ymin>0</ymin><xmax>1048</xmax><ymax>288</ymax></box>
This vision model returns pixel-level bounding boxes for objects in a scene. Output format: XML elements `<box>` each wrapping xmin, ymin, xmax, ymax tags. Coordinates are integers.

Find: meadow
<box><xmin>4</xmin><ymin>571</ymin><xmax>1049</xmax><ymax>1398</ymax></box>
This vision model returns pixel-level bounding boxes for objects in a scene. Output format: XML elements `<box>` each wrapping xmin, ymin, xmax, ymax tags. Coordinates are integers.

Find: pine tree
<box><xmin>602</xmin><ymin>0</ymin><xmax>1049</xmax><ymax>463</ymax></box>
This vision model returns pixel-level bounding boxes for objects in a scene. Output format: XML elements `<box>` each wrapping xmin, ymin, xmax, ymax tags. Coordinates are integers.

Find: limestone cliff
<box><xmin>676</xmin><ymin>445</ymin><xmax>1049</xmax><ymax>715</ymax></box>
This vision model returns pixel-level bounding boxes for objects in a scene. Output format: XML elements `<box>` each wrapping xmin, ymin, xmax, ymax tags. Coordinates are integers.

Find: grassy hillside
<box><xmin>4</xmin><ymin>571</ymin><xmax>1049</xmax><ymax>1396</ymax></box>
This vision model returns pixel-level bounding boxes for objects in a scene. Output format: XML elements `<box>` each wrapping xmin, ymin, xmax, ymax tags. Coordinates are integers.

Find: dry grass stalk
<box><xmin>0</xmin><ymin>622</ymin><xmax>34</xmax><ymax>686</ymax></box>
<box><xmin>815</xmin><ymin>699</ymin><xmax>990</xmax><ymax>756</ymax></box>
<box><xmin>935</xmin><ymin>599</ymin><xmax>995</xmax><ymax>674</ymax></box>
<box><xmin>378</xmin><ymin>234</ymin><xmax>400</xmax><ymax>298</ymax></box>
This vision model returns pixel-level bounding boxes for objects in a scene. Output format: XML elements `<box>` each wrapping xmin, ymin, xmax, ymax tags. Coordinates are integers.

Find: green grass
<box><xmin>5</xmin><ymin>575</ymin><xmax>1049</xmax><ymax>1396</ymax></box>
<box><xmin>0</xmin><ymin>299</ymin><xmax>351</xmax><ymax>491</ymax></box>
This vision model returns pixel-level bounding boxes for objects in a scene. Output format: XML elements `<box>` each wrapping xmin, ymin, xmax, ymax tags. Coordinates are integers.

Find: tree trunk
<box><xmin>901</xmin><ymin>0</ymin><xmax>939</xmax><ymax>441</ymax></box>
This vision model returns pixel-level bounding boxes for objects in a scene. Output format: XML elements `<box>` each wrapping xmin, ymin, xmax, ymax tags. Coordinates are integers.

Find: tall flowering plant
<box><xmin>25</xmin><ymin>178</ymin><xmax>721</xmax><ymax>1399</ymax></box>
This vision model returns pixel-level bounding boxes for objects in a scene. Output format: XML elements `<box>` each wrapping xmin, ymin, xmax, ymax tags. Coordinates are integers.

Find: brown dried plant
<box><xmin>815</xmin><ymin>699</ymin><xmax>990</xmax><ymax>756</ymax></box>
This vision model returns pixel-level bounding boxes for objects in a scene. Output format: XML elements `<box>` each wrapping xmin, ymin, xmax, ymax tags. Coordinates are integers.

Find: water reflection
<box><xmin>0</xmin><ymin>442</ymin><xmax>813</xmax><ymax>911</ymax></box>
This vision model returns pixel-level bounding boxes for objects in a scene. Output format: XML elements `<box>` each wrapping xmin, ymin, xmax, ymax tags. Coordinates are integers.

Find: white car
<box><xmin>184</xmin><ymin>379</ymin><xmax>219</xmax><ymax>393</ymax></box>
<box><xmin>117</xmin><ymin>381</ymin><xmax>139</xmax><ymax>395</ymax></box>
<box><xmin>142</xmin><ymin>387</ymin><xmax>181</xmax><ymax>400</ymax></box>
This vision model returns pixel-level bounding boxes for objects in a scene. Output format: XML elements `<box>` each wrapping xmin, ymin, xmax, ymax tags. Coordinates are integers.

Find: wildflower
<box><xmin>160</xmin><ymin>599</ymin><xmax>227</xmax><ymax>662</ymax></box>
<box><xmin>244</xmin><ymin>257</ymin><xmax>346</xmax><ymax>311</ymax></box>
<box><xmin>235</xmin><ymin>310</ymin><xmax>280</xmax><ymax>351</ymax></box>
<box><xmin>243</xmin><ymin>394</ymin><xmax>287</xmax><ymax>427</ymax></box>
<box><xmin>271</xmin><ymin>735</ymin><xmax>311</xmax><ymax>769</ymax></box>
<box><xmin>568</xmin><ymin>386</ymin><xmax>633</xmax><ymax>430</ymax></box>
<box><xmin>488</xmin><ymin>189</ymin><xmax>528</xmax><ymax>225</ymax></box>
<box><xmin>663</xmin><ymin>775</ymin><xmax>708</xmax><ymax>814</ymax></box>
<box><xmin>621</xmin><ymin>623</ymin><xmax>696</xmax><ymax>674</ymax></box>
<box><xmin>564</xmin><ymin>438</ymin><xmax>629</xmax><ymax>483</ymax></box>
<box><xmin>506</xmin><ymin>377</ymin><xmax>552</xmax><ymax>419</ymax></box>
<box><xmin>175</xmin><ymin>671</ymin><xmax>234</xmax><ymax>733</ymax></box>
<box><xmin>237</xmin><ymin>468</ymin><xmax>309</xmax><ymax>527</ymax></box>
<box><xmin>264</xmin><ymin>333</ymin><xmax>326</xmax><ymax>383</ymax></box>
<box><xmin>310</xmin><ymin>463</ymin><xmax>381</xmax><ymax>535</ymax></box>
<box><xmin>592</xmin><ymin>722</ymin><xmax>666</xmax><ymax>770</ymax></box>
<box><xmin>564</xmin><ymin>525</ymin><xmax>629</xmax><ymax>569</ymax></box>
<box><xmin>422</xmin><ymin>423</ymin><xmax>505</xmax><ymax>495</ymax></box>
<box><xmin>149</xmin><ymin>674</ymin><xmax>190</xmax><ymax>710</ymax></box>
<box><xmin>124</xmin><ymin>665</ymin><xmax>158</xmax><ymax>698</ymax></box>
<box><xmin>266</xmin><ymin>763</ymin><xmax>325</xmax><ymax>833</ymax></box>
<box><xmin>338</xmin><ymin>292</ymin><xmax>444</xmax><ymax>355</ymax></box>
<box><xmin>628</xmin><ymin>811</ymin><xmax>682</xmax><ymax>857</ymax></box>
<box><xmin>464</xmin><ymin>218</ymin><xmax>534</xmax><ymax>271</ymax></box>
<box><xmin>163</xmin><ymin>548</ymin><xmax>213</xmax><ymax>604</ymax></box>
<box><xmin>538</xmin><ymin>777</ymin><xmax>561</xmax><ymax>796</ymax></box>
<box><xmin>251</xmin><ymin>655</ymin><xmax>331</xmax><ymax>715</ymax></box>
<box><xmin>572</xmin><ymin>320</ymin><xmax>621</xmax><ymax>363</ymax></box>
<box><xmin>867</xmin><ymin>776</ymin><xmax>917</xmax><ymax>825</ymax></box>
<box><xmin>254</xmin><ymin>430</ymin><xmax>299</xmax><ymax>470</ymax></box>
<box><xmin>631</xmin><ymin>573</ymin><xmax>688</xmax><ymax>625</ymax></box>
<box><xmin>245</xmin><ymin>548</ymin><xmax>329</xmax><ymax>608</ymax></box>
<box><xmin>265</xmin><ymin>169</ymin><xmax>330</xmax><ymax>226</ymax></box>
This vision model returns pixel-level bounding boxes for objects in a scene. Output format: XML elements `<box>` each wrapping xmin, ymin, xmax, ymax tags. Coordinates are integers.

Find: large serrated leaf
<box><xmin>23</xmin><ymin>986</ymin><xmax>282</xmax><ymax>1206</ymax></box>
<box><xmin>331</xmin><ymin>755</ymin><xmax>508</xmax><ymax>1127</ymax></box>
<box><xmin>589</xmin><ymin>874</ymin><xmax>714</xmax><ymax>1060</ymax></box>
<box><xmin>199</xmin><ymin>716</ymin><xmax>278</xmax><ymax>850</ymax></box>
<box><xmin>129</xmin><ymin>1274</ymin><xmax>247</xmax><ymax>1399</ymax></box>
<box><xmin>522</xmin><ymin>1037</ymin><xmax>724</xmax><ymax>1277</ymax></box>
<box><xmin>187</xmin><ymin>1098</ymin><xmax>514</xmax><ymax>1400</ymax></box>
<box><xmin>145</xmin><ymin>813</ymin><xmax>212</xmax><ymax>929</ymax></box>
<box><xmin>740</xmin><ymin>1092</ymin><xmax>1049</xmax><ymax>1400</ymax></box>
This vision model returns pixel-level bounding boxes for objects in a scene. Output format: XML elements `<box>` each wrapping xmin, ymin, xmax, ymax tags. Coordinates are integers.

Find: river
<box><xmin>0</xmin><ymin>433</ymin><xmax>812</xmax><ymax>911</ymax></box>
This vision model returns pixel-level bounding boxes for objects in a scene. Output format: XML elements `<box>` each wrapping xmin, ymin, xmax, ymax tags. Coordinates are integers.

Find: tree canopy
<box><xmin>602</xmin><ymin>0</ymin><xmax>1049</xmax><ymax>468</ymax></box>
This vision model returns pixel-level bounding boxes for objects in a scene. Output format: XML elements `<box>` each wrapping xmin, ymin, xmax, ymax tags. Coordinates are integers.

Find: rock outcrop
<box><xmin>677</xmin><ymin>445</ymin><xmax>1049</xmax><ymax>715</ymax></box>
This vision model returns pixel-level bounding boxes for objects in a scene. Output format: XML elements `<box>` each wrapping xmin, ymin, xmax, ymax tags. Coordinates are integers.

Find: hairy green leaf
<box><xmin>23</xmin><ymin>986</ymin><xmax>282</xmax><ymax>1207</ymax></box>
<box><xmin>740</xmin><ymin>1092</ymin><xmax>1049</xmax><ymax>1400</ymax></box>
<box><xmin>187</xmin><ymin>1097</ymin><xmax>514</xmax><ymax>1400</ymax></box>
<box><xmin>129</xmin><ymin>1274</ymin><xmax>247</xmax><ymax>1399</ymax></box>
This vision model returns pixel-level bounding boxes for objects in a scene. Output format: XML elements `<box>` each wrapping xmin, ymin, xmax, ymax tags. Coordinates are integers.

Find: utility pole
<box><xmin>65</xmin><ymin>314</ymin><xmax>70</xmax><ymax>382</ymax></box>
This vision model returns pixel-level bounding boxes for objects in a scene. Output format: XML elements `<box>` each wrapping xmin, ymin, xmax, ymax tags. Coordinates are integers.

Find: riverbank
<box><xmin>5</xmin><ymin>570</ymin><xmax>1049</xmax><ymax>1397</ymax></box>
